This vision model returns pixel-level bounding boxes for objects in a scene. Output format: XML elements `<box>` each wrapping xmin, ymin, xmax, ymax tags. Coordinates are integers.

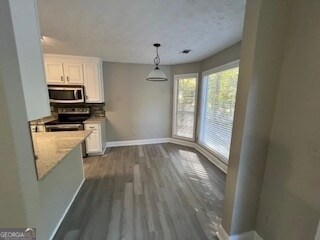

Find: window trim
<box><xmin>172</xmin><ymin>73</ymin><xmax>199</xmax><ymax>141</ymax></box>
<box><xmin>197</xmin><ymin>60</ymin><xmax>240</xmax><ymax>163</ymax></box>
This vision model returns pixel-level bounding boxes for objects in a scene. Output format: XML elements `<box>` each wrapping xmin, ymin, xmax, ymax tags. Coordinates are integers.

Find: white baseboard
<box><xmin>193</xmin><ymin>144</ymin><xmax>228</xmax><ymax>173</ymax></box>
<box><xmin>105</xmin><ymin>137</ymin><xmax>228</xmax><ymax>174</ymax></box>
<box><xmin>217</xmin><ymin>224</ymin><xmax>264</xmax><ymax>240</ymax></box>
<box><xmin>169</xmin><ymin>138</ymin><xmax>196</xmax><ymax>148</ymax></box>
<box><xmin>106</xmin><ymin>138</ymin><xmax>171</xmax><ymax>147</ymax></box>
<box><xmin>169</xmin><ymin>138</ymin><xmax>228</xmax><ymax>174</ymax></box>
<box><xmin>49</xmin><ymin>178</ymin><xmax>85</xmax><ymax>240</ymax></box>
<box><xmin>87</xmin><ymin>144</ymin><xmax>108</xmax><ymax>156</ymax></box>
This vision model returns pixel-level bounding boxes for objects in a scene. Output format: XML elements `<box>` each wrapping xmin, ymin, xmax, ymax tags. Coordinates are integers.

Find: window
<box><xmin>199</xmin><ymin>61</ymin><xmax>239</xmax><ymax>162</ymax></box>
<box><xmin>172</xmin><ymin>74</ymin><xmax>198</xmax><ymax>140</ymax></box>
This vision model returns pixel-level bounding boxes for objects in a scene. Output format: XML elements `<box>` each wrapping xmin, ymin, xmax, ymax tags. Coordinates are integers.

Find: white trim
<box><xmin>105</xmin><ymin>138</ymin><xmax>228</xmax><ymax>173</ymax></box>
<box><xmin>102</xmin><ymin>143</ymin><xmax>108</xmax><ymax>154</ymax></box>
<box><xmin>49</xmin><ymin>178</ymin><xmax>85</xmax><ymax>240</ymax></box>
<box><xmin>217</xmin><ymin>224</ymin><xmax>264</xmax><ymax>240</ymax></box>
<box><xmin>44</xmin><ymin>53</ymin><xmax>101</xmax><ymax>62</ymax></box>
<box><xmin>194</xmin><ymin>143</ymin><xmax>228</xmax><ymax>173</ymax></box>
<box><xmin>170</xmin><ymin>138</ymin><xmax>227</xmax><ymax>173</ymax></box>
<box><xmin>202</xmin><ymin>59</ymin><xmax>240</xmax><ymax>77</ymax></box>
<box><xmin>106</xmin><ymin>138</ymin><xmax>171</xmax><ymax>147</ymax></box>
<box><xmin>87</xmin><ymin>143</ymin><xmax>108</xmax><ymax>156</ymax></box>
<box><xmin>172</xmin><ymin>73</ymin><xmax>199</xmax><ymax>141</ymax></box>
<box><xmin>169</xmin><ymin>138</ymin><xmax>196</xmax><ymax>148</ymax></box>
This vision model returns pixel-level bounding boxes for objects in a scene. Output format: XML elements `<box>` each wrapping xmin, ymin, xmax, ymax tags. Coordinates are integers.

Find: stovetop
<box><xmin>45</xmin><ymin>107</ymin><xmax>91</xmax><ymax>125</ymax></box>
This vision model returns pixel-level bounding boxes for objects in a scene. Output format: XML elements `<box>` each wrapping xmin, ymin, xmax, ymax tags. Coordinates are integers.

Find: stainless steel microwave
<box><xmin>48</xmin><ymin>85</ymin><xmax>85</xmax><ymax>103</ymax></box>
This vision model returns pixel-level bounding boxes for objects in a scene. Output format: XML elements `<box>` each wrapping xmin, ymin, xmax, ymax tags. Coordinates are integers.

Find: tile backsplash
<box><xmin>50</xmin><ymin>103</ymin><xmax>106</xmax><ymax>117</ymax></box>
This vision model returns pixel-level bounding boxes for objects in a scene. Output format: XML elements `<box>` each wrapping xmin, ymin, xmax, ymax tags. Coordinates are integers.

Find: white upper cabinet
<box><xmin>44</xmin><ymin>56</ymin><xmax>84</xmax><ymax>84</ymax></box>
<box><xmin>44</xmin><ymin>54</ymin><xmax>104</xmax><ymax>103</ymax></box>
<box><xmin>83</xmin><ymin>61</ymin><xmax>104</xmax><ymax>103</ymax></box>
<box><xmin>63</xmin><ymin>62</ymin><xmax>84</xmax><ymax>84</ymax></box>
<box><xmin>45</xmin><ymin>57</ymin><xmax>64</xmax><ymax>84</ymax></box>
<box><xmin>8</xmin><ymin>0</ymin><xmax>50</xmax><ymax>121</ymax></box>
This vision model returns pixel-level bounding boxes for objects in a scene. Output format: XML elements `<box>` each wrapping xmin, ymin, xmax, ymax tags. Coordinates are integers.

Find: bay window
<box><xmin>199</xmin><ymin>61</ymin><xmax>239</xmax><ymax>162</ymax></box>
<box><xmin>172</xmin><ymin>74</ymin><xmax>198</xmax><ymax>140</ymax></box>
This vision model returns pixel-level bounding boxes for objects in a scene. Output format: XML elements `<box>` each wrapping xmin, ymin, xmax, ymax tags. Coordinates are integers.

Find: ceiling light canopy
<box><xmin>146</xmin><ymin>43</ymin><xmax>168</xmax><ymax>81</ymax></box>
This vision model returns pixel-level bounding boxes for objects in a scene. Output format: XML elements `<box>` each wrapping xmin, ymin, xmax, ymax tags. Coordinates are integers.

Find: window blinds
<box><xmin>173</xmin><ymin>76</ymin><xmax>198</xmax><ymax>139</ymax></box>
<box><xmin>199</xmin><ymin>65</ymin><xmax>239</xmax><ymax>161</ymax></box>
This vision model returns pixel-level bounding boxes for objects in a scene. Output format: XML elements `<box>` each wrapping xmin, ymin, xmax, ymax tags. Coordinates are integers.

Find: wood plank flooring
<box><xmin>53</xmin><ymin>143</ymin><xmax>226</xmax><ymax>240</ymax></box>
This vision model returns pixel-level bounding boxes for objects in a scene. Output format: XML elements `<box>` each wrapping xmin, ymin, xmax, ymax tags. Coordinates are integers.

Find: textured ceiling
<box><xmin>37</xmin><ymin>0</ymin><xmax>246</xmax><ymax>65</ymax></box>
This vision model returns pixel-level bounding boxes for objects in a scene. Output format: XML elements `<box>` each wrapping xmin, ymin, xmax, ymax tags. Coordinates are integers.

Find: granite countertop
<box><xmin>30</xmin><ymin>115</ymin><xmax>57</xmax><ymax>125</ymax></box>
<box><xmin>32</xmin><ymin>130</ymin><xmax>92</xmax><ymax>180</ymax></box>
<box><xmin>83</xmin><ymin>117</ymin><xmax>107</xmax><ymax>124</ymax></box>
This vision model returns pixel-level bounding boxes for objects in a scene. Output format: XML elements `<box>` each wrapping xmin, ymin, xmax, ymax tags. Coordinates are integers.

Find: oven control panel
<box><xmin>58</xmin><ymin>108</ymin><xmax>90</xmax><ymax>114</ymax></box>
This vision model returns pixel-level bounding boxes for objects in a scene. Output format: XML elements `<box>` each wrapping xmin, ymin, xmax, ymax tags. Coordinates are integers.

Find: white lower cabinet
<box><xmin>30</xmin><ymin>124</ymin><xmax>45</xmax><ymax>132</ymax></box>
<box><xmin>84</xmin><ymin>120</ymin><xmax>106</xmax><ymax>155</ymax></box>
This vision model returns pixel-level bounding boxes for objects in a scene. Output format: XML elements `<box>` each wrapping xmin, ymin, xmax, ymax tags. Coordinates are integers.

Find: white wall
<box><xmin>200</xmin><ymin>42</ymin><xmax>242</xmax><ymax>73</ymax></box>
<box><xmin>38</xmin><ymin>145</ymin><xmax>84</xmax><ymax>239</ymax></box>
<box><xmin>9</xmin><ymin>0</ymin><xmax>50</xmax><ymax>121</ymax></box>
<box><xmin>221</xmin><ymin>0</ymin><xmax>292</xmax><ymax>235</ymax></box>
<box><xmin>0</xmin><ymin>2</ymin><xmax>85</xmax><ymax>239</ymax></box>
<box><xmin>0</xmin><ymin>0</ymin><xmax>39</xmax><ymax>227</ymax></box>
<box><xmin>256</xmin><ymin>0</ymin><xmax>320</xmax><ymax>239</ymax></box>
<box><xmin>104</xmin><ymin>62</ymin><xmax>171</xmax><ymax>141</ymax></box>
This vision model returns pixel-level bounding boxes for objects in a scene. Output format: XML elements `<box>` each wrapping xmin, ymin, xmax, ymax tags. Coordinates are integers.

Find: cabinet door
<box><xmin>64</xmin><ymin>63</ymin><xmax>84</xmax><ymax>84</ymax></box>
<box><xmin>85</xmin><ymin>123</ymin><xmax>102</xmax><ymax>153</ymax></box>
<box><xmin>83</xmin><ymin>62</ymin><xmax>102</xmax><ymax>103</ymax></box>
<box><xmin>45</xmin><ymin>59</ymin><xmax>65</xmax><ymax>84</ymax></box>
<box><xmin>86</xmin><ymin>131</ymin><xmax>102</xmax><ymax>153</ymax></box>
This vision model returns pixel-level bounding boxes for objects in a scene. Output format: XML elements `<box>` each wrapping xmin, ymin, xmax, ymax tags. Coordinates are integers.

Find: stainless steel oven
<box><xmin>45</xmin><ymin>107</ymin><xmax>90</xmax><ymax>158</ymax></box>
<box><xmin>48</xmin><ymin>85</ymin><xmax>85</xmax><ymax>104</ymax></box>
<box><xmin>45</xmin><ymin>123</ymin><xmax>84</xmax><ymax>132</ymax></box>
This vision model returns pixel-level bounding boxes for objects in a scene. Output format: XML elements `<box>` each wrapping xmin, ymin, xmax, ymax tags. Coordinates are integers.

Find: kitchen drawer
<box><xmin>85</xmin><ymin>123</ymin><xmax>100</xmax><ymax>131</ymax></box>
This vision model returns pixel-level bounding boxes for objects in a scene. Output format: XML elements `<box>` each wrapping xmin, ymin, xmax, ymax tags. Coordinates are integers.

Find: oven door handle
<box><xmin>46</xmin><ymin>124</ymin><xmax>82</xmax><ymax>129</ymax></box>
<box><xmin>74</xmin><ymin>90</ymin><xmax>78</xmax><ymax>100</ymax></box>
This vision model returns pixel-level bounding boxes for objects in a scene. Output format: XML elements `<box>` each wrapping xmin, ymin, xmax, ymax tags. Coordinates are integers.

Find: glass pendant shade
<box><xmin>146</xmin><ymin>67</ymin><xmax>168</xmax><ymax>81</ymax></box>
<box><xmin>147</xmin><ymin>43</ymin><xmax>168</xmax><ymax>81</ymax></box>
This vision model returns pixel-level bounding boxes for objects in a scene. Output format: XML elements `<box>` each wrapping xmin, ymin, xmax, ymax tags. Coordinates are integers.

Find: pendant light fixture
<box><xmin>146</xmin><ymin>43</ymin><xmax>168</xmax><ymax>81</ymax></box>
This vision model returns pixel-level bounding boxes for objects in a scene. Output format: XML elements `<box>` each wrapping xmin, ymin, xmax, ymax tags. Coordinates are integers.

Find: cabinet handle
<box><xmin>89</xmin><ymin>127</ymin><xmax>95</xmax><ymax>129</ymax></box>
<box><xmin>61</xmin><ymin>76</ymin><xmax>64</xmax><ymax>81</ymax></box>
<box><xmin>67</xmin><ymin>76</ymin><xmax>69</xmax><ymax>81</ymax></box>
<box><xmin>86</xmin><ymin>95</ymin><xmax>88</xmax><ymax>100</ymax></box>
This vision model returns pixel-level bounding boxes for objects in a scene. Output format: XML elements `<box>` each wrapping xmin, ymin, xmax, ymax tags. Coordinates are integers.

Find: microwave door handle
<box><xmin>74</xmin><ymin>90</ymin><xmax>78</xmax><ymax>100</ymax></box>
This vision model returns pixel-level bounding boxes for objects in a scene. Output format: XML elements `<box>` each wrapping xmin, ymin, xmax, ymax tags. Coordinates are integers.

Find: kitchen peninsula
<box><xmin>32</xmin><ymin>130</ymin><xmax>92</xmax><ymax>179</ymax></box>
<box><xmin>31</xmin><ymin>130</ymin><xmax>92</xmax><ymax>239</ymax></box>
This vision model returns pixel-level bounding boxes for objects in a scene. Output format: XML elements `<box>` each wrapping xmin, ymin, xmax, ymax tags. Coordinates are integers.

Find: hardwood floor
<box><xmin>53</xmin><ymin>143</ymin><xmax>226</xmax><ymax>240</ymax></box>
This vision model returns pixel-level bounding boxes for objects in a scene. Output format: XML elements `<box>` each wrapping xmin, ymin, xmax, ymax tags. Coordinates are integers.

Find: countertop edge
<box><xmin>35</xmin><ymin>130</ymin><xmax>92</xmax><ymax>180</ymax></box>
<box><xmin>83</xmin><ymin>117</ymin><xmax>107</xmax><ymax>123</ymax></box>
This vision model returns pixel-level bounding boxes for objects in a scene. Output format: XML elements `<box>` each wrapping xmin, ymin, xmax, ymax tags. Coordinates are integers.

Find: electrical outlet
<box><xmin>309</xmin><ymin>142</ymin><xmax>320</xmax><ymax>159</ymax></box>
